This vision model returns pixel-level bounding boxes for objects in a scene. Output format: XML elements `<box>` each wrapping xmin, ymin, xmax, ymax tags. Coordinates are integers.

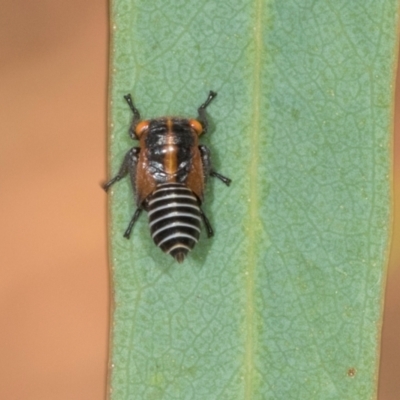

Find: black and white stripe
<box><xmin>147</xmin><ymin>183</ymin><xmax>202</xmax><ymax>262</ymax></box>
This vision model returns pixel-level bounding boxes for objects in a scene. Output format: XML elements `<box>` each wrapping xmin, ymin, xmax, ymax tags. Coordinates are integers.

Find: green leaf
<box><xmin>106</xmin><ymin>0</ymin><xmax>397</xmax><ymax>398</ymax></box>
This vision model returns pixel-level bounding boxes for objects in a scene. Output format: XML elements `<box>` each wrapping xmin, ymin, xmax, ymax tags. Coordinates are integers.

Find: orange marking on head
<box><xmin>135</xmin><ymin>120</ymin><xmax>149</xmax><ymax>138</ymax></box>
<box><xmin>189</xmin><ymin>119</ymin><xmax>204</xmax><ymax>135</ymax></box>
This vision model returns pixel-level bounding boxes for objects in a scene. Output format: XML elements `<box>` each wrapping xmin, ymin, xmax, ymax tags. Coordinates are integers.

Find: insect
<box><xmin>103</xmin><ymin>90</ymin><xmax>231</xmax><ymax>263</ymax></box>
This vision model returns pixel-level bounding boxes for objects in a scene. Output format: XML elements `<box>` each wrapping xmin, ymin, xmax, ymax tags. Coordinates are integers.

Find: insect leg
<box><xmin>124</xmin><ymin>94</ymin><xmax>141</xmax><ymax>140</ymax></box>
<box><xmin>197</xmin><ymin>90</ymin><xmax>217</xmax><ymax>133</ymax></box>
<box><xmin>102</xmin><ymin>147</ymin><xmax>140</xmax><ymax>192</ymax></box>
<box><xmin>199</xmin><ymin>145</ymin><xmax>231</xmax><ymax>186</ymax></box>
<box><xmin>123</xmin><ymin>207</ymin><xmax>143</xmax><ymax>239</ymax></box>
<box><xmin>199</xmin><ymin>207</ymin><xmax>214</xmax><ymax>238</ymax></box>
<box><xmin>210</xmin><ymin>171</ymin><xmax>231</xmax><ymax>186</ymax></box>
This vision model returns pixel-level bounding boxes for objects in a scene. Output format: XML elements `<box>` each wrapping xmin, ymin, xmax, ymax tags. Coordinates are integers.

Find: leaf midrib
<box><xmin>244</xmin><ymin>0</ymin><xmax>263</xmax><ymax>397</ymax></box>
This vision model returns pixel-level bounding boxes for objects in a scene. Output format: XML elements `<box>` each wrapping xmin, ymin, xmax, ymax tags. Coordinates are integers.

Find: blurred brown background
<box><xmin>0</xmin><ymin>1</ymin><xmax>398</xmax><ymax>399</ymax></box>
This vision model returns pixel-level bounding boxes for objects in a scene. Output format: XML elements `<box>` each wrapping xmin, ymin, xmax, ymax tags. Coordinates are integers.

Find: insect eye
<box><xmin>135</xmin><ymin>120</ymin><xmax>149</xmax><ymax>137</ymax></box>
<box><xmin>189</xmin><ymin>119</ymin><xmax>204</xmax><ymax>135</ymax></box>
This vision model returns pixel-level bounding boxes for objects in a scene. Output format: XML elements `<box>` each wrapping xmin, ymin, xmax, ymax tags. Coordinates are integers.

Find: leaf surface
<box><xmin>107</xmin><ymin>1</ymin><xmax>398</xmax><ymax>398</ymax></box>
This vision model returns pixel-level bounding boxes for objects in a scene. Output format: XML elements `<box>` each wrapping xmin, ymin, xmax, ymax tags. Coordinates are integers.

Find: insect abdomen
<box><xmin>147</xmin><ymin>183</ymin><xmax>202</xmax><ymax>263</ymax></box>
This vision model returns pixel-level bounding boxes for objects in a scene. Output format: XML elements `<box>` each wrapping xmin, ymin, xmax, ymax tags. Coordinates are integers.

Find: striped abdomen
<box><xmin>147</xmin><ymin>183</ymin><xmax>202</xmax><ymax>263</ymax></box>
